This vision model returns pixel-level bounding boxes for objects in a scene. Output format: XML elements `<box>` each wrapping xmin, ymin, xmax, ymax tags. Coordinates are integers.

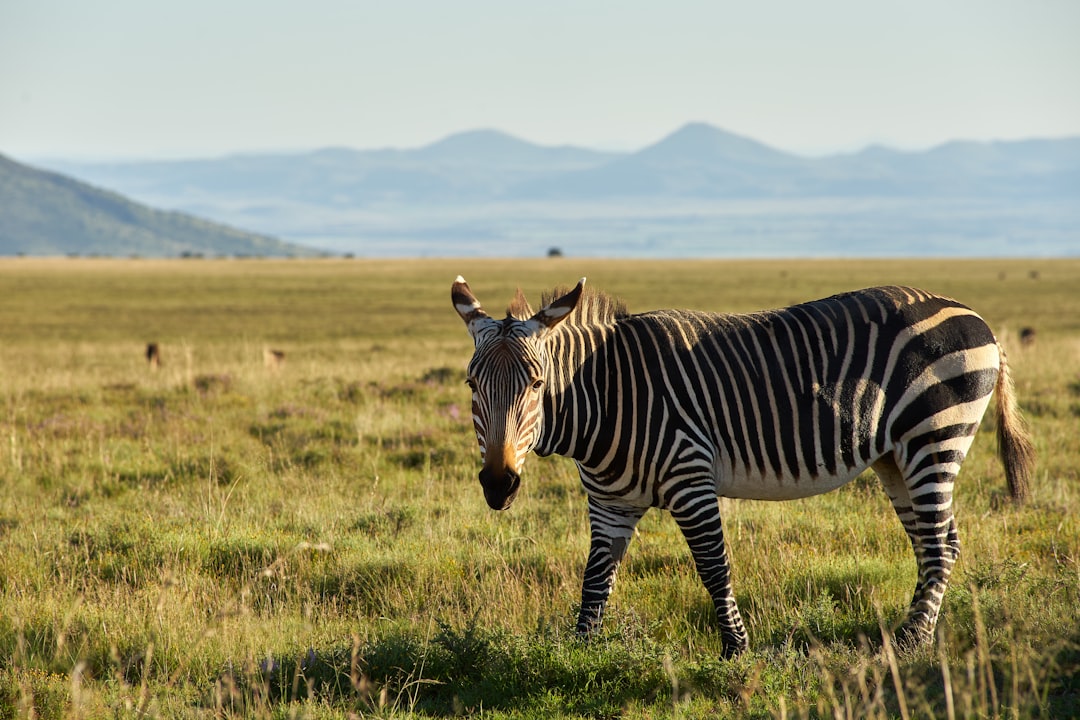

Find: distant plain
<box><xmin>1</xmin><ymin>257</ymin><xmax>1077</xmax><ymax>718</ymax></box>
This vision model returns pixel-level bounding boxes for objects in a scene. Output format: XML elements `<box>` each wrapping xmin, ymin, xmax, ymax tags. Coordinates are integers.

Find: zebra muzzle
<box><xmin>478</xmin><ymin>466</ymin><xmax>521</xmax><ymax>510</ymax></box>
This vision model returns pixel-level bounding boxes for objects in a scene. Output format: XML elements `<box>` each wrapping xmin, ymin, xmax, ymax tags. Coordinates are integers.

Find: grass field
<box><xmin>1</xmin><ymin>257</ymin><xmax>1077</xmax><ymax>719</ymax></box>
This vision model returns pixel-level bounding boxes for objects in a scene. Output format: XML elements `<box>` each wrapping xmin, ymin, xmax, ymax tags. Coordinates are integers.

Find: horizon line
<box><xmin>14</xmin><ymin>123</ymin><xmax>1080</xmax><ymax>166</ymax></box>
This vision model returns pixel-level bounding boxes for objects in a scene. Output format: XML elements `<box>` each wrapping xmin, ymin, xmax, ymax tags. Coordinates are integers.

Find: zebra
<box><xmin>451</xmin><ymin>276</ymin><xmax>1034</xmax><ymax>658</ymax></box>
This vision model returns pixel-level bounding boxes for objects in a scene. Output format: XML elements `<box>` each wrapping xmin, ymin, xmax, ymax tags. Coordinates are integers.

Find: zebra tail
<box><xmin>995</xmin><ymin>342</ymin><xmax>1035</xmax><ymax>503</ymax></box>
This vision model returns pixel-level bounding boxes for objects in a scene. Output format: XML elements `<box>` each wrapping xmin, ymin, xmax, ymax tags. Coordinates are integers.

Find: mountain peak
<box><xmin>635</xmin><ymin>123</ymin><xmax>802</xmax><ymax>168</ymax></box>
<box><xmin>415</xmin><ymin>128</ymin><xmax>618</xmax><ymax>169</ymax></box>
<box><xmin>420</xmin><ymin>129</ymin><xmax>540</xmax><ymax>157</ymax></box>
<box><xmin>668</xmin><ymin>121</ymin><xmax>738</xmax><ymax>140</ymax></box>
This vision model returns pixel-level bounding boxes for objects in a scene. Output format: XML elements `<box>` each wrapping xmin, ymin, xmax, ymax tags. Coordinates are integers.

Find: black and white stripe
<box><xmin>452</xmin><ymin>278</ymin><xmax>1034</xmax><ymax>657</ymax></box>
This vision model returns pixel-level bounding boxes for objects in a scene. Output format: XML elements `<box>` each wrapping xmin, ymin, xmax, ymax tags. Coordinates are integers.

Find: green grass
<box><xmin>1</xmin><ymin>257</ymin><xmax>1078</xmax><ymax>719</ymax></box>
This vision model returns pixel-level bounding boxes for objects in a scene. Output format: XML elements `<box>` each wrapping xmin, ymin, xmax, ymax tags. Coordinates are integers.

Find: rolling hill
<box><xmin>0</xmin><ymin>153</ymin><xmax>317</xmax><ymax>257</ymax></box>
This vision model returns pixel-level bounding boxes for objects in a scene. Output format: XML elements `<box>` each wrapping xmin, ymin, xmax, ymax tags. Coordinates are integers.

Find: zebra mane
<box><xmin>503</xmin><ymin>284</ymin><xmax>629</xmax><ymax>326</ymax></box>
<box><xmin>506</xmin><ymin>288</ymin><xmax>534</xmax><ymax>320</ymax></box>
<box><xmin>540</xmin><ymin>285</ymin><xmax>629</xmax><ymax>326</ymax></box>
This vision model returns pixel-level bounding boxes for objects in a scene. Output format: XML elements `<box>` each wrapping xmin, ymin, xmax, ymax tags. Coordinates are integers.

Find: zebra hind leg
<box><xmin>874</xmin><ymin>454</ymin><xmax>961</xmax><ymax>650</ymax></box>
<box><xmin>874</xmin><ymin>458</ymin><xmax>926</xmax><ymax>622</ymax></box>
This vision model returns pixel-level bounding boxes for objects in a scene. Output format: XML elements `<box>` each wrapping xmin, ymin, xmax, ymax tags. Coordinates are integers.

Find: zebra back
<box><xmin>537</xmin><ymin>285</ymin><xmax>1031</xmax><ymax>501</ymax></box>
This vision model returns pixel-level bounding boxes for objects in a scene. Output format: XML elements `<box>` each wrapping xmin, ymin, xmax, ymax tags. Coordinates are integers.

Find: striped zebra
<box><xmin>451</xmin><ymin>277</ymin><xmax>1034</xmax><ymax>658</ymax></box>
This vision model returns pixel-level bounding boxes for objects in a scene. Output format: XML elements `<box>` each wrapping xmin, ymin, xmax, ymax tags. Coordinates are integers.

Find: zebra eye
<box><xmin>465</xmin><ymin>378</ymin><xmax>477</xmax><ymax>391</ymax></box>
<box><xmin>531</xmin><ymin>379</ymin><xmax>544</xmax><ymax>391</ymax></box>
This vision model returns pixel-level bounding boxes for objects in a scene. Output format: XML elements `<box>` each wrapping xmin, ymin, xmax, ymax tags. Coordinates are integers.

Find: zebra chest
<box><xmin>573</xmin><ymin>426</ymin><xmax>722</xmax><ymax>507</ymax></box>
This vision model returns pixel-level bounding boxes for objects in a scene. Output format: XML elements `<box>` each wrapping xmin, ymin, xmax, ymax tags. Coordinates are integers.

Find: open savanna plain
<box><xmin>1</xmin><ymin>257</ymin><xmax>1077</xmax><ymax>719</ymax></box>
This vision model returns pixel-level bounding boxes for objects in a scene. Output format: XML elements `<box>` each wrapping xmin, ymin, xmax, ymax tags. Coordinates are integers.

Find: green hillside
<box><xmin>0</xmin><ymin>153</ymin><xmax>318</xmax><ymax>257</ymax></box>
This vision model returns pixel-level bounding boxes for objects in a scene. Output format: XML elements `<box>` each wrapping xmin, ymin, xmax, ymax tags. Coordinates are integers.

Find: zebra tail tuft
<box><xmin>995</xmin><ymin>342</ymin><xmax>1035</xmax><ymax>503</ymax></box>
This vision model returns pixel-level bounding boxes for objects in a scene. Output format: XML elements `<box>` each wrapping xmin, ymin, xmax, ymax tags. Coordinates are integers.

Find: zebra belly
<box><xmin>714</xmin><ymin>459</ymin><xmax>871</xmax><ymax>501</ymax></box>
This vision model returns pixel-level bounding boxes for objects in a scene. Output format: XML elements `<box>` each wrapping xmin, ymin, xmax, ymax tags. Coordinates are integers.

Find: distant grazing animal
<box><xmin>146</xmin><ymin>343</ymin><xmax>161</xmax><ymax>369</ymax></box>
<box><xmin>1019</xmin><ymin>327</ymin><xmax>1037</xmax><ymax>348</ymax></box>
<box><xmin>452</xmin><ymin>277</ymin><xmax>1034</xmax><ymax>658</ymax></box>
<box><xmin>264</xmin><ymin>347</ymin><xmax>286</xmax><ymax>371</ymax></box>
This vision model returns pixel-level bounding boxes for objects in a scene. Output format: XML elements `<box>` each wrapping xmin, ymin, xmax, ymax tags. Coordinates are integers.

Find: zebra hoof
<box><xmin>574</xmin><ymin>623</ymin><xmax>600</xmax><ymax>642</ymax></box>
<box><xmin>892</xmin><ymin>623</ymin><xmax>934</xmax><ymax>652</ymax></box>
<box><xmin>720</xmin><ymin>637</ymin><xmax>748</xmax><ymax>660</ymax></box>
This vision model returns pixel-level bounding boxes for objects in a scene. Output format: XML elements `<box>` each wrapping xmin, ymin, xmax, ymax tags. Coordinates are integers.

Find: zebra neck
<box><xmin>535</xmin><ymin>324</ymin><xmax>615</xmax><ymax>463</ymax></box>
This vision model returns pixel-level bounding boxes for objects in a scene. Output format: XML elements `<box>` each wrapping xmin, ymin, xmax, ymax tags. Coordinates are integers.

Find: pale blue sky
<box><xmin>2</xmin><ymin>0</ymin><xmax>1078</xmax><ymax>160</ymax></box>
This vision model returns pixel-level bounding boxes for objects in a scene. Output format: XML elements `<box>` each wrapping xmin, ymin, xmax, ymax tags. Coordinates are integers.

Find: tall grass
<box><xmin>1</xmin><ymin>257</ymin><xmax>1077</xmax><ymax>718</ymax></box>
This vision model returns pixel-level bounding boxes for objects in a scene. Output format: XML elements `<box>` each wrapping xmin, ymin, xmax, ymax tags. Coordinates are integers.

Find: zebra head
<box><xmin>452</xmin><ymin>276</ymin><xmax>585</xmax><ymax>510</ymax></box>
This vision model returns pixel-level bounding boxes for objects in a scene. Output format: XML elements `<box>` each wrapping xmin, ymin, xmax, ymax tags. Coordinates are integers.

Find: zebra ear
<box><xmin>452</xmin><ymin>276</ymin><xmax>496</xmax><ymax>338</ymax></box>
<box><xmin>527</xmin><ymin>278</ymin><xmax>586</xmax><ymax>333</ymax></box>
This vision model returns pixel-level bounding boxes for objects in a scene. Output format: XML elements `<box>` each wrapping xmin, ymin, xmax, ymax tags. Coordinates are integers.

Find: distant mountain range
<box><xmin>38</xmin><ymin>129</ymin><xmax>620</xmax><ymax>207</ymax></box>
<box><xmin>0</xmin><ymin>153</ymin><xmax>315</xmax><ymax>257</ymax></box>
<box><xmin>511</xmin><ymin>123</ymin><xmax>1080</xmax><ymax>200</ymax></box>
<box><xmin>26</xmin><ymin>123</ymin><xmax>1080</xmax><ymax>257</ymax></box>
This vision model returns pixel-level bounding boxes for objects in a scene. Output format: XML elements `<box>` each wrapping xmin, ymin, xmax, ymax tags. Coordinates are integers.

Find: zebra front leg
<box><xmin>669</xmin><ymin>490</ymin><xmax>749</xmax><ymax>659</ymax></box>
<box><xmin>576</xmin><ymin>498</ymin><xmax>646</xmax><ymax>637</ymax></box>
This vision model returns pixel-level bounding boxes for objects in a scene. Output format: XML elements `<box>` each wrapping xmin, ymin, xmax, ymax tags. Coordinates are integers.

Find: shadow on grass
<box><xmin>207</xmin><ymin>621</ymin><xmax>684</xmax><ymax>717</ymax></box>
<box><xmin>1046</xmin><ymin>629</ymin><xmax>1080</xmax><ymax>715</ymax></box>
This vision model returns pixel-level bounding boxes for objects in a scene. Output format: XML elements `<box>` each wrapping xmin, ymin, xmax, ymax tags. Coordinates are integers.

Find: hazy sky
<box><xmin>2</xmin><ymin>0</ymin><xmax>1078</xmax><ymax>160</ymax></box>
